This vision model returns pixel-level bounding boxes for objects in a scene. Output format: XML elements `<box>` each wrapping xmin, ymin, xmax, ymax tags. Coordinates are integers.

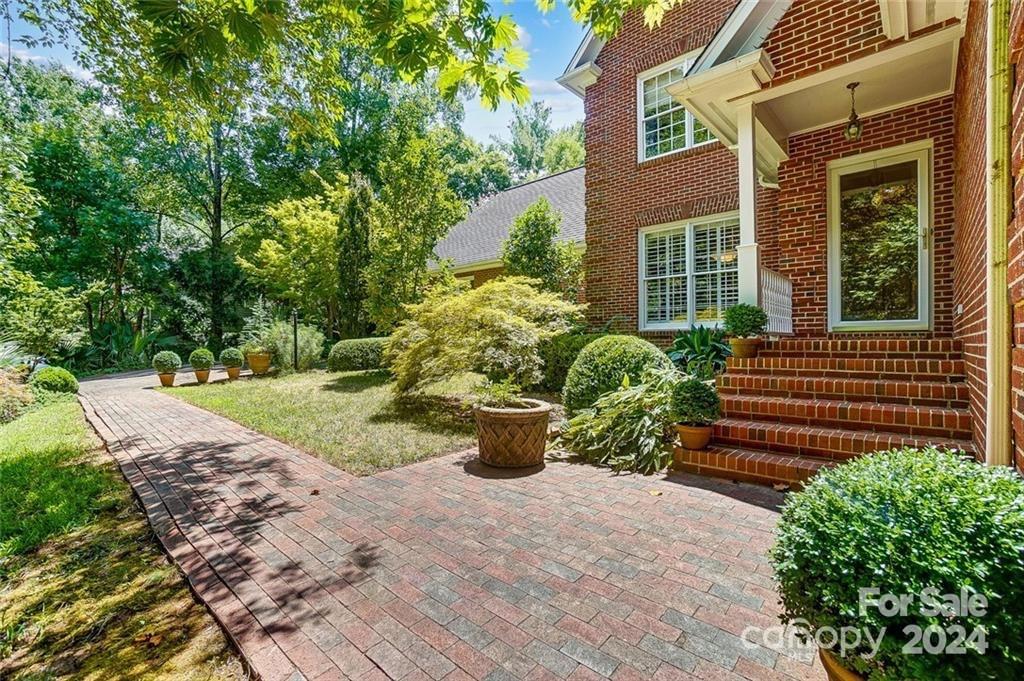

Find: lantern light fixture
<box><xmin>843</xmin><ymin>82</ymin><xmax>863</xmax><ymax>142</ymax></box>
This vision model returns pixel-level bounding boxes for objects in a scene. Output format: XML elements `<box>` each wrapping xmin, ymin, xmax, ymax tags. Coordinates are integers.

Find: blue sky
<box><xmin>3</xmin><ymin>1</ymin><xmax>586</xmax><ymax>144</ymax></box>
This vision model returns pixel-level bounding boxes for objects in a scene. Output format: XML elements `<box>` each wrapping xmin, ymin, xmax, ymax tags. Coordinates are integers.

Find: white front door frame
<box><xmin>826</xmin><ymin>139</ymin><xmax>934</xmax><ymax>333</ymax></box>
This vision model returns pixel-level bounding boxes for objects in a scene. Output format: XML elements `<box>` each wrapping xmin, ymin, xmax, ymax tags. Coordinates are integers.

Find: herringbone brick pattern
<box><xmin>79</xmin><ymin>370</ymin><xmax>821</xmax><ymax>681</ymax></box>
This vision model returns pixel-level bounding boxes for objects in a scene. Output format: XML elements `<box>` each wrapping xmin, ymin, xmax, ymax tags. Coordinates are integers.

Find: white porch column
<box><xmin>736</xmin><ymin>101</ymin><xmax>760</xmax><ymax>306</ymax></box>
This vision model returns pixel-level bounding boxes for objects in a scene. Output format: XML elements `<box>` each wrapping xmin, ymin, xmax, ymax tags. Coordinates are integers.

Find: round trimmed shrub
<box><xmin>723</xmin><ymin>303</ymin><xmax>768</xmax><ymax>337</ymax></box>
<box><xmin>536</xmin><ymin>332</ymin><xmax>605</xmax><ymax>392</ymax></box>
<box><xmin>188</xmin><ymin>348</ymin><xmax>215</xmax><ymax>371</ymax></box>
<box><xmin>771</xmin><ymin>448</ymin><xmax>1024</xmax><ymax>680</ymax></box>
<box><xmin>220</xmin><ymin>347</ymin><xmax>244</xmax><ymax>368</ymax></box>
<box><xmin>28</xmin><ymin>366</ymin><xmax>79</xmax><ymax>394</ymax></box>
<box><xmin>328</xmin><ymin>337</ymin><xmax>385</xmax><ymax>372</ymax></box>
<box><xmin>670</xmin><ymin>378</ymin><xmax>720</xmax><ymax>426</ymax></box>
<box><xmin>562</xmin><ymin>335</ymin><xmax>673</xmax><ymax>412</ymax></box>
<box><xmin>152</xmin><ymin>351</ymin><xmax>182</xmax><ymax>375</ymax></box>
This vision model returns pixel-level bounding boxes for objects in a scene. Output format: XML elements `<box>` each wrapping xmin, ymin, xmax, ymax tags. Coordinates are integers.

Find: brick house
<box><xmin>557</xmin><ymin>0</ymin><xmax>1024</xmax><ymax>484</ymax></box>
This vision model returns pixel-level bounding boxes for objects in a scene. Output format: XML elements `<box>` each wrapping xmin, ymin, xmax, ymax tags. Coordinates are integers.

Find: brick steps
<box><xmin>757</xmin><ymin>338</ymin><xmax>962</xmax><ymax>360</ymax></box>
<box><xmin>717</xmin><ymin>374</ymin><xmax>969</xmax><ymax>409</ymax></box>
<box><xmin>721</xmin><ymin>395</ymin><xmax>972</xmax><ymax>440</ymax></box>
<box><xmin>725</xmin><ymin>356</ymin><xmax>964</xmax><ymax>382</ymax></box>
<box><xmin>712</xmin><ymin>418</ymin><xmax>974</xmax><ymax>461</ymax></box>
<box><xmin>674</xmin><ymin>446</ymin><xmax>831</xmax><ymax>488</ymax></box>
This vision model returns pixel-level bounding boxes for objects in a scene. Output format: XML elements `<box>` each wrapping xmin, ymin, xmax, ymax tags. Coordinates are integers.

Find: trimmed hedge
<box><xmin>536</xmin><ymin>332</ymin><xmax>605</xmax><ymax>392</ymax></box>
<box><xmin>152</xmin><ymin>351</ymin><xmax>181</xmax><ymax>374</ymax></box>
<box><xmin>188</xmin><ymin>348</ymin><xmax>215</xmax><ymax>371</ymax></box>
<box><xmin>219</xmin><ymin>347</ymin><xmax>244</xmax><ymax>368</ymax></box>
<box><xmin>28</xmin><ymin>366</ymin><xmax>79</xmax><ymax>394</ymax></box>
<box><xmin>328</xmin><ymin>337</ymin><xmax>386</xmax><ymax>372</ymax></box>
<box><xmin>562</xmin><ymin>335</ymin><xmax>673</xmax><ymax>412</ymax></box>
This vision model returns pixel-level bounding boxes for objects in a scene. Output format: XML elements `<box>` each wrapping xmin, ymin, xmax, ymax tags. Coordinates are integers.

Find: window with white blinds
<box><xmin>638</xmin><ymin>55</ymin><xmax>716</xmax><ymax>162</ymax></box>
<box><xmin>639</xmin><ymin>215</ymin><xmax>740</xmax><ymax>330</ymax></box>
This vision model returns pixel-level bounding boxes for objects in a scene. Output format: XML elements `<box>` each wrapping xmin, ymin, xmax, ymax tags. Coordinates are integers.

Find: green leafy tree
<box><xmin>337</xmin><ymin>174</ymin><xmax>373</xmax><ymax>338</ymax></box>
<box><xmin>364</xmin><ymin>131</ymin><xmax>466</xmax><ymax>331</ymax></box>
<box><xmin>501</xmin><ymin>197</ymin><xmax>583</xmax><ymax>299</ymax></box>
<box><xmin>434</xmin><ymin>127</ymin><xmax>512</xmax><ymax>203</ymax></box>
<box><xmin>498</xmin><ymin>101</ymin><xmax>554</xmax><ymax>180</ymax></box>
<box><xmin>542</xmin><ymin>122</ymin><xmax>585</xmax><ymax>173</ymax></box>
<box><xmin>0</xmin><ymin>280</ymin><xmax>83</xmax><ymax>357</ymax></box>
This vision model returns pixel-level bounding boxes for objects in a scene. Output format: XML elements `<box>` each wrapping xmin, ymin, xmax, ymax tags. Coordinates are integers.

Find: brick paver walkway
<box><xmin>79</xmin><ymin>370</ymin><xmax>821</xmax><ymax>681</ymax></box>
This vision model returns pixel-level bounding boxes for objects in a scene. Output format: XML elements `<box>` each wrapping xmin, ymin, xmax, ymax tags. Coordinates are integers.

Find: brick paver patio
<box><xmin>79</xmin><ymin>370</ymin><xmax>821</xmax><ymax>681</ymax></box>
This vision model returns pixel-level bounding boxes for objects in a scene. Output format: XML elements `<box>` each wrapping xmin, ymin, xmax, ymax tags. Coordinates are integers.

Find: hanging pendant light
<box><xmin>843</xmin><ymin>82</ymin><xmax>863</xmax><ymax>142</ymax></box>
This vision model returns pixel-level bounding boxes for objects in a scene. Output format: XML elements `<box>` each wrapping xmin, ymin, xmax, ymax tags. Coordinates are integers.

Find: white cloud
<box><xmin>0</xmin><ymin>42</ymin><xmax>94</xmax><ymax>81</ymax></box>
<box><xmin>515</xmin><ymin>25</ymin><xmax>532</xmax><ymax>51</ymax></box>
<box><xmin>527</xmin><ymin>79</ymin><xmax>567</xmax><ymax>96</ymax></box>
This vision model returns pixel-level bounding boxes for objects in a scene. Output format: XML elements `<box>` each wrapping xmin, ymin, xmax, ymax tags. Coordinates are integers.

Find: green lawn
<box><xmin>160</xmin><ymin>369</ymin><xmax>480</xmax><ymax>475</ymax></box>
<box><xmin>0</xmin><ymin>398</ymin><xmax>244</xmax><ymax>681</ymax></box>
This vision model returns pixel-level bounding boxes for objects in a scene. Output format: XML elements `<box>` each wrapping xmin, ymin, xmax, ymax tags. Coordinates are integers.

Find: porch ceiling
<box><xmin>667</xmin><ymin>21</ymin><xmax>964</xmax><ymax>184</ymax></box>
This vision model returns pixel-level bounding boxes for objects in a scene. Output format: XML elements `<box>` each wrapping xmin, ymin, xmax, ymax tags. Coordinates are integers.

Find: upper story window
<box><xmin>637</xmin><ymin>54</ymin><xmax>715</xmax><ymax>162</ymax></box>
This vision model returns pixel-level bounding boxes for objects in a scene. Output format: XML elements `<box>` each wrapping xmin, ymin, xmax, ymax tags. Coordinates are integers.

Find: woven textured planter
<box><xmin>474</xmin><ymin>399</ymin><xmax>551</xmax><ymax>468</ymax></box>
<box><xmin>819</xmin><ymin>649</ymin><xmax>864</xmax><ymax>681</ymax></box>
<box><xmin>158</xmin><ymin>373</ymin><xmax>175</xmax><ymax>387</ymax></box>
<box><xmin>226</xmin><ymin>366</ymin><xmax>241</xmax><ymax>381</ymax></box>
<box><xmin>194</xmin><ymin>369</ymin><xmax>210</xmax><ymax>384</ymax></box>
<box><xmin>247</xmin><ymin>352</ymin><xmax>271</xmax><ymax>375</ymax></box>
<box><xmin>729</xmin><ymin>337</ymin><xmax>762</xmax><ymax>359</ymax></box>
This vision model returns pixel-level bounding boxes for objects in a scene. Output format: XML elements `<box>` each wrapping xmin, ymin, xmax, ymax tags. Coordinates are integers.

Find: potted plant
<box><xmin>472</xmin><ymin>379</ymin><xmax>551</xmax><ymax>468</ymax></box>
<box><xmin>722</xmin><ymin>303</ymin><xmax>768</xmax><ymax>359</ymax></box>
<box><xmin>152</xmin><ymin>351</ymin><xmax>181</xmax><ymax>387</ymax></box>
<box><xmin>189</xmin><ymin>348</ymin><xmax>214</xmax><ymax>384</ymax></box>
<box><xmin>770</xmin><ymin>448</ymin><xmax>1024</xmax><ymax>681</ymax></box>
<box><xmin>242</xmin><ymin>341</ymin><xmax>272</xmax><ymax>376</ymax></box>
<box><xmin>220</xmin><ymin>347</ymin><xmax>244</xmax><ymax>380</ymax></box>
<box><xmin>670</xmin><ymin>377</ymin><xmax>721</xmax><ymax>449</ymax></box>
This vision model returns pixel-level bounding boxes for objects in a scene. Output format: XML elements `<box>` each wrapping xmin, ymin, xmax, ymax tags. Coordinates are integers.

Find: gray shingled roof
<box><xmin>434</xmin><ymin>167</ymin><xmax>585</xmax><ymax>268</ymax></box>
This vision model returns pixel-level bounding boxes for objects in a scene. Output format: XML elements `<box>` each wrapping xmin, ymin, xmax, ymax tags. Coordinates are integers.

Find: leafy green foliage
<box><xmin>670</xmin><ymin>378</ymin><xmax>720</xmax><ymax>426</ymax></box>
<box><xmin>364</xmin><ymin>131</ymin><xmax>467</xmax><ymax>331</ymax></box>
<box><xmin>0</xmin><ymin>372</ymin><xmax>34</xmax><ymax>425</ymax></box>
<box><xmin>0</xmin><ymin>281</ymin><xmax>82</xmax><ymax>358</ymax></box>
<box><xmin>500</xmin><ymin>197</ymin><xmax>583</xmax><ymax>299</ymax></box>
<box><xmin>219</xmin><ymin>347</ymin><xmax>244</xmax><ymax>368</ymax></box>
<box><xmin>667</xmin><ymin>326</ymin><xmax>731</xmax><ymax>379</ymax></box>
<box><xmin>770</xmin><ymin>448</ymin><xmax>1024</xmax><ymax>679</ymax></box>
<box><xmin>337</xmin><ymin>174</ymin><xmax>373</xmax><ymax>338</ymax></box>
<box><xmin>498</xmin><ymin>102</ymin><xmax>553</xmax><ymax>180</ymax></box>
<box><xmin>0</xmin><ymin>340</ymin><xmax>31</xmax><ymax>369</ymax></box>
<box><xmin>152</xmin><ymin>350</ymin><xmax>182</xmax><ymax>374</ymax></box>
<box><xmin>536</xmin><ymin>332</ymin><xmax>605</xmax><ymax>392</ymax></box>
<box><xmin>264</xmin><ymin>321</ymin><xmax>324</xmax><ymax>372</ymax></box>
<box><xmin>723</xmin><ymin>303</ymin><xmax>768</xmax><ymax>338</ymax></box>
<box><xmin>239</xmin><ymin>297</ymin><xmax>276</xmax><ymax>354</ymax></box>
<box><xmin>188</xmin><ymin>348</ymin><xmax>215</xmax><ymax>371</ymax></box>
<box><xmin>327</xmin><ymin>338</ymin><xmax>386</xmax><ymax>372</ymax></box>
<box><xmin>562</xmin><ymin>335</ymin><xmax>673</xmax><ymax>413</ymax></box>
<box><xmin>472</xmin><ymin>378</ymin><xmax>525</xmax><ymax>409</ymax></box>
<box><xmin>386</xmin><ymin>277</ymin><xmax>584</xmax><ymax>393</ymax></box>
<box><xmin>555</xmin><ymin>367</ymin><xmax>679</xmax><ymax>474</ymax></box>
<box><xmin>542</xmin><ymin>123</ymin><xmax>585</xmax><ymax>174</ymax></box>
<box><xmin>68</xmin><ymin>322</ymin><xmax>178</xmax><ymax>374</ymax></box>
<box><xmin>28</xmin><ymin>366</ymin><xmax>79</xmax><ymax>395</ymax></box>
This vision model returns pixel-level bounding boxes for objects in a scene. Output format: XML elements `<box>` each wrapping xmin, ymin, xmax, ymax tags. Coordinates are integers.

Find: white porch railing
<box><xmin>761</xmin><ymin>268</ymin><xmax>793</xmax><ymax>335</ymax></box>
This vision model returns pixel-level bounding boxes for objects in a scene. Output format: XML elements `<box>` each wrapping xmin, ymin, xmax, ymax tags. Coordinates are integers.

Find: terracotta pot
<box><xmin>226</xmin><ymin>366</ymin><xmax>241</xmax><ymax>381</ymax></box>
<box><xmin>247</xmin><ymin>352</ymin><xmax>271</xmax><ymax>375</ymax></box>
<box><xmin>818</xmin><ymin>649</ymin><xmax>865</xmax><ymax>681</ymax></box>
<box><xmin>729</xmin><ymin>337</ymin><xmax>762</xmax><ymax>359</ymax></box>
<box><xmin>194</xmin><ymin>369</ymin><xmax>210</xmax><ymax>384</ymax></box>
<box><xmin>158</xmin><ymin>373</ymin><xmax>176</xmax><ymax>387</ymax></box>
<box><xmin>676</xmin><ymin>424</ymin><xmax>713</xmax><ymax>450</ymax></box>
<box><xmin>474</xmin><ymin>399</ymin><xmax>551</xmax><ymax>468</ymax></box>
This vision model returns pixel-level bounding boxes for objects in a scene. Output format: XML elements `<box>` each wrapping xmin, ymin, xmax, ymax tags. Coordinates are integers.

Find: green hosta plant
<box><xmin>771</xmin><ymin>448</ymin><xmax>1024</xmax><ymax>680</ymax></box>
<box><xmin>188</xmin><ymin>348</ymin><xmax>214</xmax><ymax>371</ymax></box>
<box><xmin>554</xmin><ymin>367</ymin><xmax>680</xmax><ymax>474</ymax></box>
<box><xmin>152</xmin><ymin>351</ymin><xmax>181</xmax><ymax>375</ymax></box>
<box><xmin>219</xmin><ymin>347</ymin><xmax>244</xmax><ymax>368</ymax></box>
<box><xmin>666</xmin><ymin>326</ymin><xmax>731</xmax><ymax>379</ymax></box>
<box><xmin>670</xmin><ymin>378</ymin><xmax>720</xmax><ymax>426</ymax></box>
<box><xmin>722</xmin><ymin>303</ymin><xmax>768</xmax><ymax>338</ymax></box>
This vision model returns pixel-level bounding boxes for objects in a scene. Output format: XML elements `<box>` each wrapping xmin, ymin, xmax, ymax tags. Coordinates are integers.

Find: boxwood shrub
<box><xmin>670</xmin><ymin>378</ymin><xmax>720</xmax><ymax>426</ymax></box>
<box><xmin>188</xmin><ymin>348</ymin><xmax>215</xmax><ymax>371</ymax></box>
<box><xmin>328</xmin><ymin>337</ymin><xmax>385</xmax><ymax>372</ymax></box>
<box><xmin>536</xmin><ymin>332</ymin><xmax>605</xmax><ymax>392</ymax></box>
<box><xmin>28</xmin><ymin>366</ymin><xmax>79</xmax><ymax>394</ymax></box>
<box><xmin>562</xmin><ymin>335</ymin><xmax>673</xmax><ymax>412</ymax></box>
<box><xmin>152</xmin><ymin>351</ymin><xmax>181</xmax><ymax>375</ymax></box>
<box><xmin>771</xmin><ymin>448</ymin><xmax>1024</xmax><ymax>680</ymax></box>
<box><xmin>219</xmin><ymin>347</ymin><xmax>244</xmax><ymax>368</ymax></box>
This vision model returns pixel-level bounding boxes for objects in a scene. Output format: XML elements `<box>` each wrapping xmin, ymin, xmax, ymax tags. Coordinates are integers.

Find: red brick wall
<box><xmin>953</xmin><ymin>0</ymin><xmax>989</xmax><ymax>460</ymax></box>
<box><xmin>1009</xmin><ymin>1</ymin><xmax>1024</xmax><ymax>472</ymax></box>
<box><xmin>582</xmin><ymin>1</ymin><xmax>778</xmax><ymax>345</ymax></box>
<box><xmin>773</xmin><ymin>97</ymin><xmax>956</xmax><ymax>337</ymax></box>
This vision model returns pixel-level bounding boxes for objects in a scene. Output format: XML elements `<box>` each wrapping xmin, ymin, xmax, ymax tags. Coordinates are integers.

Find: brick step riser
<box><xmin>712</xmin><ymin>424</ymin><xmax>973</xmax><ymax>461</ymax></box>
<box><xmin>720</xmin><ymin>399</ymin><xmax>972</xmax><ymax>440</ymax></box>
<box><xmin>725</xmin><ymin>367</ymin><xmax>965</xmax><ymax>383</ymax></box>
<box><xmin>760</xmin><ymin>340</ymin><xmax>962</xmax><ymax>355</ymax></box>
<box><xmin>729</xmin><ymin>358</ymin><xmax>963</xmax><ymax>373</ymax></box>
<box><xmin>717</xmin><ymin>377</ymin><xmax>969</xmax><ymax>409</ymax></box>
<box><xmin>756</xmin><ymin>351</ymin><xmax>962</xmax><ymax>361</ymax></box>
<box><xmin>674</xmin><ymin>456</ymin><xmax>828</xmax><ymax>487</ymax></box>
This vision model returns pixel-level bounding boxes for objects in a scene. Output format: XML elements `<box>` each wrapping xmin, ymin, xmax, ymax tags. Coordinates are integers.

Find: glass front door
<box><xmin>827</xmin><ymin>143</ymin><xmax>932</xmax><ymax>331</ymax></box>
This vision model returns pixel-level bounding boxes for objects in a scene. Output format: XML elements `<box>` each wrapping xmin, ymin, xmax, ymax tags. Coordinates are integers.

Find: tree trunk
<box><xmin>208</xmin><ymin>122</ymin><xmax>225</xmax><ymax>350</ymax></box>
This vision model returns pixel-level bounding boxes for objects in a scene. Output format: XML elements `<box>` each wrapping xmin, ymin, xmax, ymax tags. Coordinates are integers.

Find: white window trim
<box><xmin>826</xmin><ymin>139</ymin><xmax>934</xmax><ymax>332</ymax></box>
<box><xmin>637</xmin><ymin>211</ymin><xmax>740</xmax><ymax>332</ymax></box>
<box><xmin>636</xmin><ymin>50</ymin><xmax>716</xmax><ymax>164</ymax></box>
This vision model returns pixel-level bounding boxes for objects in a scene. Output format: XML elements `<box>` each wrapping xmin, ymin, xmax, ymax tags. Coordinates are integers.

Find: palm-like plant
<box><xmin>0</xmin><ymin>338</ymin><xmax>31</xmax><ymax>368</ymax></box>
